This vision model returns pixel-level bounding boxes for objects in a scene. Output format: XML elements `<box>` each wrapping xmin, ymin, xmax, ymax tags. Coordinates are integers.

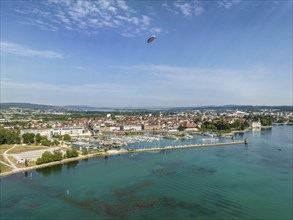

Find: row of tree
<box><xmin>259</xmin><ymin>116</ymin><xmax>272</xmax><ymax>126</ymax></box>
<box><xmin>0</xmin><ymin>126</ymin><xmax>73</xmax><ymax>146</ymax></box>
<box><xmin>36</xmin><ymin>148</ymin><xmax>79</xmax><ymax>165</ymax></box>
<box><xmin>201</xmin><ymin>118</ymin><xmax>250</xmax><ymax>132</ymax></box>
<box><xmin>21</xmin><ymin>133</ymin><xmax>72</xmax><ymax>146</ymax></box>
<box><xmin>52</xmin><ymin>134</ymin><xmax>71</xmax><ymax>142</ymax></box>
<box><xmin>22</xmin><ymin>133</ymin><xmax>61</xmax><ymax>146</ymax></box>
<box><xmin>36</xmin><ymin>150</ymin><xmax>63</xmax><ymax>165</ymax></box>
<box><xmin>66</xmin><ymin>148</ymin><xmax>79</xmax><ymax>158</ymax></box>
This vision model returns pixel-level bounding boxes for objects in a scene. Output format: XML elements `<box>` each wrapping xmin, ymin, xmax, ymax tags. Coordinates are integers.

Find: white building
<box><xmin>252</xmin><ymin>120</ymin><xmax>262</xmax><ymax>128</ymax></box>
<box><xmin>52</xmin><ymin>127</ymin><xmax>91</xmax><ymax>137</ymax></box>
<box><xmin>123</xmin><ymin>125</ymin><xmax>142</xmax><ymax>131</ymax></box>
<box><xmin>20</xmin><ymin>129</ymin><xmax>52</xmax><ymax>139</ymax></box>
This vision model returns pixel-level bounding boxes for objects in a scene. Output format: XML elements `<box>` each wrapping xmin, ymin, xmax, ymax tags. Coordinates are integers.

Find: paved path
<box><xmin>3</xmin><ymin>144</ymin><xmax>18</xmax><ymax>170</ymax></box>
<box><xmin>0</xmin><ymin>160</ymin><xmax>13</xmax><ymax>167</ymax></box>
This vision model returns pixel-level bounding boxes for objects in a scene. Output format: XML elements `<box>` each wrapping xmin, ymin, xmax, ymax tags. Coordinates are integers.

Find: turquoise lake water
<box><xmin>1</xmin><ymin>126</ymin><xmax>292</xmax><ymax>220</ymax></box>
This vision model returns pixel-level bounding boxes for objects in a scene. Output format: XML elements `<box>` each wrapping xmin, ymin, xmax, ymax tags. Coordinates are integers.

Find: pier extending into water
<box><xmin>126</xmin><ymin>140</ymin><xmax>246</xmax><ymax>153</ymax></box>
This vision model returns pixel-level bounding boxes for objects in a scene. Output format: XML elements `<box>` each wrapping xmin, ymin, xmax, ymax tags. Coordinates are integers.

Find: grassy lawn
<box><xmin>9</xmin><ymin>145</ymin><xmax>48</xmax><ymax>154</ymax></box>
<box><xmin>0</xmin><ymin>144</ymin><xmax>13</xmax><ymax>154</ymax></box>
<box><xmin>0</xmin><ymin>163</ymin><xmax>13</xmax><ymax>173</ymax></box>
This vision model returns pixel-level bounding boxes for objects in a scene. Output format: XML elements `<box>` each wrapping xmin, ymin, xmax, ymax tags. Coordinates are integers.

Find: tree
<box><xmin>202</xmin><ymin>121</ymin><xmax>216</xmax><ymax>130</ymax></box>
<box><xmin>53</xmin><ymin>134</ymin><xmax>62</xmax><ymax>140</ymax></box>
<box><xmin>36</xmin><ymin>151</ymin><xmax>54</xmax><ymax>164</ymax></box>
<box><xmin>22</xmin><ymin>133</ymin><xmax>35</xmax><ymax>144</ymax></box>
<box><xmin>82</xmin><ymin>149</ymin><xmax>88</xmax><ymax>155</ymax></box>
<box><xmin>35</xmin><ymin>133</ymin><xmax>43</xmax><ymax>144</ymax></box>
<box><xmin>260</xmin><ymin>117</ymin><xmax>272</xmax><ymax>126</ymax></box>
<box><xmin>177</xmin><ymin>125</ymin><xmax>185</xmax><ymax>131</ymax></box>
<box><xmin>0</xmin><ymin>129</ymin><xmax>6</xmax><ymax>145</ymax></box>
<box><xmin>195</xmin><ymin>117</ymin><xmax>202</xmax><ymax>123</ymax></box>
<box><xmin>0</xmin><ymin>126</ymin><xmax>21</xmax><ymax>144</ymax></box>
<box><xmin>63</xmin><ymin>134</ymin><xmax>71</xmax><ymax>142</ymax></box>
<box><xmin>36</xmin><ymin>150</ymin><xmax>63</xmax><ymax>165</ymax></box>
<box><xmin>215</xmin><ymin>119</ymin><xmax>230</xmax><ymax>130</ymax></box>
<box><xmin>66</xmin><ymin>148</ymin><xmax>79</xmax><ymax>158</ymax></box>
<box><xmin>52</xmin><ymin>150</ymin><xmax>63</xmax><ymax>161</ymax></box>
<box><xmin>41</xmin><ymin>139</ymin><xmax>52</xmax><ymax>146</ymax></box>
<box><xmin>25</xmin><ymin>159</ymin><xmax>29</xmax><ymax>167</ymax></box>
<box><xmin>232</xmin><ymin>119</ymin><xmax>243</xmax><ymax>129</ymax></box>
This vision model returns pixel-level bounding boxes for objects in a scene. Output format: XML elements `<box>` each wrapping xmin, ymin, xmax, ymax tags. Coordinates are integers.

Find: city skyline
<box><xmin>1</xmin><ymin>0</ymin><xmax>292</xmax><ymax>107</ymax></box>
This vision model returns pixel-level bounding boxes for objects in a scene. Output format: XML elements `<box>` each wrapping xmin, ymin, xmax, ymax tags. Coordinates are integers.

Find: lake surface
<box><xmin>1</xmin><ymin>126</ymin><xmax>292</xmax><ymax>220</ymax></box>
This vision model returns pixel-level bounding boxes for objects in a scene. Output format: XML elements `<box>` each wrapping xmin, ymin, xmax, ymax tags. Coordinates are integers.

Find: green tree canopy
<box><xmin>53</xmin><ymin>140</ymin><xmax>60</xmax><ymax>146</ymax></box>
<box><xmin>35</xmin><ymin>133</ymin><xmax>43</xmax><ymax>144</ymax></box>
<box><xmin>0</xmin><ymin>126</ymin><xmax>20</xmax><ymax>145</ymax></box>
<box><xmin>177</xmin><ymin>125</ymin><xmax>185</xmax><ymax>131</ymax></box>
<box><xmin>22</xmin><ymin>133</ymin><xmax>35</xmax><ymax>144</ymax></box>
<box><xmin>66</xmin><ymin>148</ymin><xmax>79</xmax><ymax>158</ymax></box>
<box><xmin>63</xmin><ymin>134</ymin><xmax>71</xmax><ymax>142</ymax></box>
<box><xmin>41</xmin><ymin>139</ymin><xmax>52</xmax><ymax>146</ymax></box>
<box><xmin>36</xmin><ymin>150</ymin><xmax>63</xmax><ymax>165</ymax></box>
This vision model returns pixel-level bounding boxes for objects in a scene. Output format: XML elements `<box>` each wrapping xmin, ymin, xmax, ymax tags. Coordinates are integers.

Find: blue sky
<box><xmin>1</xmin><ymin>0</ymin><xmax>292</xmax><ymax>107</ymax></box>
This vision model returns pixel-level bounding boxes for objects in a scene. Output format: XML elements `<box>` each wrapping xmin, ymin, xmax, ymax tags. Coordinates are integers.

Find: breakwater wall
<box><xmin>129</xmin><ymin>141</ymin><xmax>245</xmax><ymax>153</ymax></box>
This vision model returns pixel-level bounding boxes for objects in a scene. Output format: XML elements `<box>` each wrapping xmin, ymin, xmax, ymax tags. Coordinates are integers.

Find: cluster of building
<box><xmin>2</xmin><ymin>107</ymin><xmax>293</xmax><ymax>143</ymax></box>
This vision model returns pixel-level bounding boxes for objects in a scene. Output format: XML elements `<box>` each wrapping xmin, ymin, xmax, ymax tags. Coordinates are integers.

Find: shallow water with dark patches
<box><xmin>1</xmin><ymin>126</ymin><xmax>292</xmax><ymax>220</ymax></box>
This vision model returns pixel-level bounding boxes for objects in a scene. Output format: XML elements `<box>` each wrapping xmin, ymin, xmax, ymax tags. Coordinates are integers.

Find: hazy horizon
<box><xmin>1</xmin><ymin>102</ymin><xmax>292</xmax><ymax>109</ymax></box>
<box><xmin>1</xmin><ymin>0</ymin><xmax>292</xmax><ymax>107</ymax></box>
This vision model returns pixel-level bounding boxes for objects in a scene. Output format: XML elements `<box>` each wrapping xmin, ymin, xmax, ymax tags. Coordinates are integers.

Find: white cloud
<box><xmin>142</xmin><ymin>15</ymin><xmax>151</xmax><ymax>25</ymax></box>
<box><xmin>164</xmin><ymin>1</ymin><xmax>204</xmax><ymax>17</ymax></box>
<box><xmin>217</xmin><ymin>0</ymin><xmax>242</xmax><ymax>9</ymax></box>
<box><xmin>15</xmin><ymin>0</ymin><xmax>162</xmax><ymax>37</ymax></box>
<box><xmin>174</xmin><ymin>2</ymin><xmax>192</xmax><ymax>16</ymax></box>
<box><xmin>0</xmin><ymin>41</ymin><xmax>64</xmax><ymax>59</ymax></box>
<box><xmin>116</xmin><ymin>0</ymin><xmax>129</xmax><ymax>11</ymax></box>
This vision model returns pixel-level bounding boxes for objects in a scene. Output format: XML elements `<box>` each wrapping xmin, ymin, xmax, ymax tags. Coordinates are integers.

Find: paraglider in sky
<box><xmin>147</xmin><ymin>35</ymin><xmax>156</xmax><ymax>43</ymax></box>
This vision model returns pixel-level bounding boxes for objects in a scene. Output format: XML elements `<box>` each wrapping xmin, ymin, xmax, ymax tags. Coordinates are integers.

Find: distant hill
<box><xmin>1</xmin><ymin>102</ymin><xmax>292</xmax><ymax>112</ymax></box>
<box><xmin>0</xmin><ymin>103</ymin><xmax>118</xmax><ymax>111</ymax></box>
<box><xmin>0</xmin><ymin>103</ymin><xmax>60</xmax><ymax>110</ymax></box>
<box><xmin>64</xmin><ymin>105</ymin><xmax>106</xmax><ymax>111</ymax></box>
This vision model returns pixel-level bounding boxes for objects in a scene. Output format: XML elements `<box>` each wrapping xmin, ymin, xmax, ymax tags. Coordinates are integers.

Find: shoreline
<box><xmin>0</xmin><ymin>152</ymin><xmax>107</xmax><ymax>178</ymax></box>
<box><xmin>221</xmin><ymin>126</ymin><xmax>273</xmax><ymax>136</ymax></box>
<box><xmin>0</xmin><ymin>140</ymin><xmax>245</xmax><ymax>178</ymax></box>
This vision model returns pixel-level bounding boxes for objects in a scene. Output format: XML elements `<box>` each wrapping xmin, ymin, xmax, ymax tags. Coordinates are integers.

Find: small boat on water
<box><xmin>203</xmin><ymin>132</ymin><xmax>217</xmax><ymax>137</ymax></box>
